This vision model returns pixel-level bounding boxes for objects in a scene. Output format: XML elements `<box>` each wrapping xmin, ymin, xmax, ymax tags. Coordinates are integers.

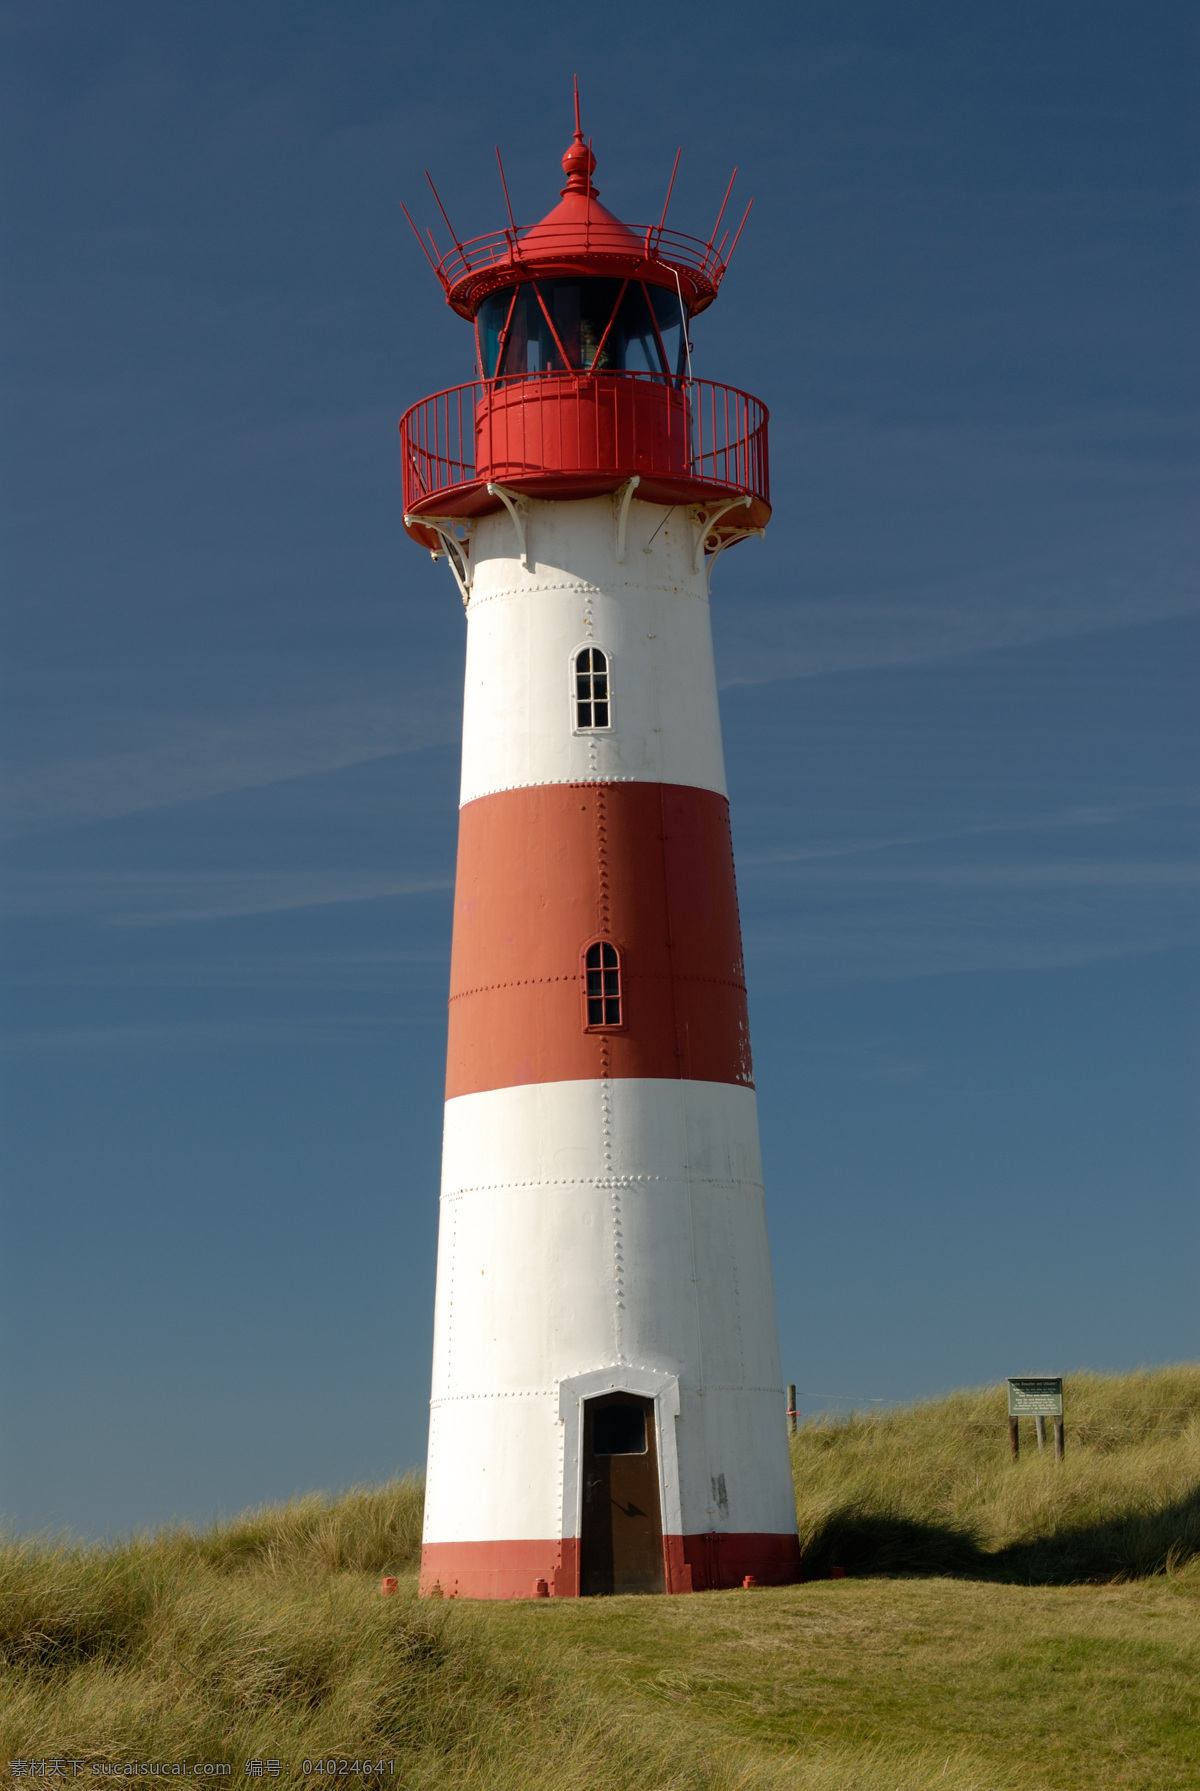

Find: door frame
<box><xmin>558</xmin><ymin>1366</ymin><xmax>684</xmax><ymax>1593</ymax></box>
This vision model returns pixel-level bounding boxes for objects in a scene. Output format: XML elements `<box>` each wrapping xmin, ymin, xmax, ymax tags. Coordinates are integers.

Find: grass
<box><xmin>2</xmin><ymin>1367</ymin><xmax>1198</xmax><ymax>1791</ymax></box>
<box><xmin>790</xmin><ymin>1364</ymin><xmax>1200</xmax><ymax>1583</ymax></box>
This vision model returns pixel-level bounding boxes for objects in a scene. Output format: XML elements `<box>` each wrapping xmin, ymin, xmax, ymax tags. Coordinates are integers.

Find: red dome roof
<box><xmin>515</xmin><ymin>128</ymin><xmax>645</xmax><ymax>263</ymax></box>
<box><xmin>408</xmin><ymin>111</ymin><xmax>750</xmax><ymax>322</ymax></box>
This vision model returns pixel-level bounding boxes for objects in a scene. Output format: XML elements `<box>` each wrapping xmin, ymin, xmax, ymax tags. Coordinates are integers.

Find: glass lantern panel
<box><xmin>481</xmin><ymin>280</ymin><xmax>686</xmax><ymax>379</ymax></box>
<box><xmin>646</xmin><ymin>283</ymin><xmax>688</xmax><ymax>379</ymax></box>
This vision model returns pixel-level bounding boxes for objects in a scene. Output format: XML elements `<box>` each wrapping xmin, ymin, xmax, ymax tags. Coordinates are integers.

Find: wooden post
<box><xmin>786</xmin><ymin>1384</ymin><xmax>797</xmax><ymax>1437</ymax></box>
<box><xmin>1053</xmin><ymin>1417</ymin><xmax>1064</xmax><ymax>1462</ymax></box>
<box><xmin>1035</xmin><ymin>1414</ymin><xmax>1046</xmax><ymax>1450</ymax></box>
<box><xmin>1008</xmin><ymin>1416</ymin><xmax>1019</xmax><ymax>1459</ymax></box>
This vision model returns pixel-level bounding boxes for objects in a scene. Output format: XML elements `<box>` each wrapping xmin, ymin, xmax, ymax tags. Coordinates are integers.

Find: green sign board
<box><xmin>1007</xmin><ymin>1377</ymin><xmax>1063</xmax><ymax>1418</ymax></box>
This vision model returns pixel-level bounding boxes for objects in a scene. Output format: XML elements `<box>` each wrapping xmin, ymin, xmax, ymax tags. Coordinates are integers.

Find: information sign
<box><xmin>1007</xmin><ymin>1377</ymin><xmax>1063</xmax><ymax>1418</ymax></box>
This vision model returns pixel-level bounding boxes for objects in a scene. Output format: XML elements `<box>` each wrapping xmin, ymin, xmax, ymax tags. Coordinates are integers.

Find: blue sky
<box><xmin>1</xmin><ymin>0</ymin><xmax>1196</xmax><ymax>1539</ymax></box>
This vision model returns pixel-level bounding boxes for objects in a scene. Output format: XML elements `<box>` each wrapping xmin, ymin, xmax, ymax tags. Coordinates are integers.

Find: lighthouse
<box><xmin>400</xmin><ymin>100</ymin><xmax>800</xmax><ymax>1599</ymax></box>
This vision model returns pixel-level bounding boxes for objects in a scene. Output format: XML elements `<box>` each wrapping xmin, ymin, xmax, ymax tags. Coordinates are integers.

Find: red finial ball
<box><xmin>561</xmin><ymin>130</ymin><xmax>598</xmax><ymax>198</ymax></box>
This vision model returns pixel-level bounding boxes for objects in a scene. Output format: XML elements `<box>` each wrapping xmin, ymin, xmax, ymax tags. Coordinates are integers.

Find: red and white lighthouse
<box><xmin>401</xmin><ymin>102</ymin><xmax>800</xmax><ymax>1599</ymax></box>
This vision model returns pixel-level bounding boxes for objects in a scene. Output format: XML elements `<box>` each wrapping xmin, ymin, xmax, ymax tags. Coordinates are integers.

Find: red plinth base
<box><xmin>419</xmin><ymin>1532</ymin><xmax>801</xmax><ymax>1600</ymax></box>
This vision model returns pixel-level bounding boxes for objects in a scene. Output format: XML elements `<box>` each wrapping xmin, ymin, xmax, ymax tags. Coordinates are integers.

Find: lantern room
<box><xmin>400</xmin><ymin>103</ymin><xmax>770</xmax><ymax>567</ymax></box>
<box><xmin>477</xmin><ymin>279</ymin><xmax>687</xmax><ymax>382</ymax></box>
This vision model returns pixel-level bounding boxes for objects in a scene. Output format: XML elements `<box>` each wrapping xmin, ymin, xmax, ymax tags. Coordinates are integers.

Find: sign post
<box><xmin>1006</xmin><ymin>1377</ymin><xmax>1064</xmax><ymax>1461</ymax></box>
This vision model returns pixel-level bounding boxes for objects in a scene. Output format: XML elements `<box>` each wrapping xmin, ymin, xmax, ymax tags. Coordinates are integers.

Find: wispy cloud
<box><xmin>716</xmin><ymin>573</ymin><xmax>1198</xmax><ymax>689</ymax></box>
<box><xmin>0</xmin><ymin>868</ymin><xmax>453</xmax><ymax>924</ymax></box>
<box><xmin>736</xmin><ymin>795</ymin><xmax>1197</xmax><ymax>983</ymax></box>
<box><xmin>0</xmin><ymin>692</ymin><xmax>460</xmax><ymax>840</ymax></box>
<box><xmin>738</xmin><ymin>794</ymin><xmax>1200</xmax><ymax>870</ymax></box>
<box><xmin>715</xmin><ymin>411</ymin><xmax>1198</xmax><ymax>687</ymax></box>
<box><xmin>744</xmin><ymin>921</ymin><xmax>1192</xmax><ymax>987</ymax></box>
<box><xmin>745</xmin><ymin>860</ymin><xmax>1198</xmax><ymax>890</ymax></box>
<box><xmin>0</xmin><ymin>1013</ymin><xmax>440</xmax><ymax>1056</ymax></box>
<box><xmin>13</xmin><ymin>947</ymin><xmax>448</xmax><ymax>992</ymax></box>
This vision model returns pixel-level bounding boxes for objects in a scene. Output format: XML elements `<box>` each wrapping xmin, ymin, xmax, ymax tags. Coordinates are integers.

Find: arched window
<box><xmin>584</xmin><ymin>941</ymin><xmax>621</xmax><ymax>1028</ymax></box>
<box><xmin>575</xmin><ymin>646</ymin><xmax>610</xmax><ymax>730</ymax></box>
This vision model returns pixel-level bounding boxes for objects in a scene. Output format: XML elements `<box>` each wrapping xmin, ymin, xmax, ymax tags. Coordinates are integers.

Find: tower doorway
<box><xmin>580</xmin><ymin>1392</ymin><xmax>666</xmax><ymax>1595</ymax></box>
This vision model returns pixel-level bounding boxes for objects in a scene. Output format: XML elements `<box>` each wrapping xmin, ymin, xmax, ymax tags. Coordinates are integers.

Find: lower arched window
<box><xmin>584</xmin><ymin>940</ymin><xmax>621</xmax><ymax>1028</ymax></box>
<box><xmin>575</xmin><ymin>647</ymin><xmax>610</xmax><ymax>729</ymax></box>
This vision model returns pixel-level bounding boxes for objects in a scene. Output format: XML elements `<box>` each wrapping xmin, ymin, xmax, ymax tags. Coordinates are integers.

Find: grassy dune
<box><xmin>3</xmin><ymin>1367</ymin><xmax>1198</xmax><ymax>1791</ymax></box>
<box><xmin>791</xmin><ymin>1364</ymin><xmax>1200</xmax><ymax>1582</ymax></box>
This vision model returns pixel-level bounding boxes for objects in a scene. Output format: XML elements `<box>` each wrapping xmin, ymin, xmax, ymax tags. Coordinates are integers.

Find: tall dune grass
<box><xmin>791</xmin><ymin>1365</ymin><xmax>1200</xmax><ymax>1581</ymax></box>
<box><xmin>2</xmin><ymin>1369</ymin><xmax>1197</xmax><ymax>1790</ymax></box>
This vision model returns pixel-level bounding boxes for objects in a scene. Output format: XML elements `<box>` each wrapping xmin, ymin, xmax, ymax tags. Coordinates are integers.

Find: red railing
<box><xmin>426</xmin><ymin>222</ymin><xmax>733</xmax><ymax>301</ymax></box>
<box><xmin>400</xmin><ymin>372</ymin><xmax>769</xmax><ymax>519</ymax></box>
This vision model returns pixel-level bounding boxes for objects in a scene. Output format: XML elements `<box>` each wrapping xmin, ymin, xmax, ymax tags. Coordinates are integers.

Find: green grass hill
<box><xmin>3</xmin><ymin>1366</ymin><xmax>1198</xmax><ymax>1790</ymax></box>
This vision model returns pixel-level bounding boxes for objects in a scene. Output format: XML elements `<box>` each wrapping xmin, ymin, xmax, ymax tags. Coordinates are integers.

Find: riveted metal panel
<box><xmin>445</xmin><ymin>780</ymin><xmax>751</xmax><ymax>1097</ymax></box>
<box><xmin>460</xmin><ymin>497</ymin><xmax>727</xmax><ymax>804</ymax></box>
<box><xmin>423</xmin><ymin>1078</ymin><xmax>796</xmax><ymax>1551</ymax></box>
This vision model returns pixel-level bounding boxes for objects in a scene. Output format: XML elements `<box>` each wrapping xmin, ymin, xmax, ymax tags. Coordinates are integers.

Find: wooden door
<box><xmin>580</xmin><ymin>1393</ymin><xmax>665</xmax><ymax>1596</ymax></box>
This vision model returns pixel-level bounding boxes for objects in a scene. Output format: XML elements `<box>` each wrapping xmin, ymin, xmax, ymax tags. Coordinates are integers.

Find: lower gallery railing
<box><xmin>400</xmin><ymin>372</ymin><xmax>769</xmax><ymax>516</ymax></box>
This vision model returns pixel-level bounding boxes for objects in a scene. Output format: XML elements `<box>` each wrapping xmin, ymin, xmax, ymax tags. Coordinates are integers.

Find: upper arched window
<box><xmin>584</xmin><ymin>940</ymin><xmax>621</xmax><ymax>1028</ymax></box>
<box><xmin>575</xmin><ymin>646</ymin><xmax>610</xmax><ymax>730</ymax></box>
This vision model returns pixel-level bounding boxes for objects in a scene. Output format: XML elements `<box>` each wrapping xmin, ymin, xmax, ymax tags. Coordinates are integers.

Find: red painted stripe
<box><xmin>677</xmin><ymin>1529</ymin><xmax>803</xmax><ymax>1593</ymax></box>
<box><xmin>420</xmin><ymin>1538</ymin><xmax>581</xmax><ymax>1601</ymax></box>
<box><xmin>446</xmin><ymin>782</ymin><xmax>753</xmax><ymax>1099</ymax></box>
<box><xmin>419</xmin><ymin>1532</ymin><xmax>801</xmax><ymax>1599</ymax></box>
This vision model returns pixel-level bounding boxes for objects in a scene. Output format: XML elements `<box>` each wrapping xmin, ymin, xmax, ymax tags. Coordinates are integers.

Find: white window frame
<box><xmin>570</xmin><ymin>642</ymin><xmax>613</xmax><ymax>735</ymax></box>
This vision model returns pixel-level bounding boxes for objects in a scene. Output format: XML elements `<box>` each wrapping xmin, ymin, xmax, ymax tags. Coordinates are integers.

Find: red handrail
<box><xmin>400</xmin><ymin>372</ymin><xmax>769</xmax><ymax>518</ymax></box>
<box><xmin>424</xmin><ymin>222</ymin><xmax>732</xmax><ymax>298</ymax></box>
